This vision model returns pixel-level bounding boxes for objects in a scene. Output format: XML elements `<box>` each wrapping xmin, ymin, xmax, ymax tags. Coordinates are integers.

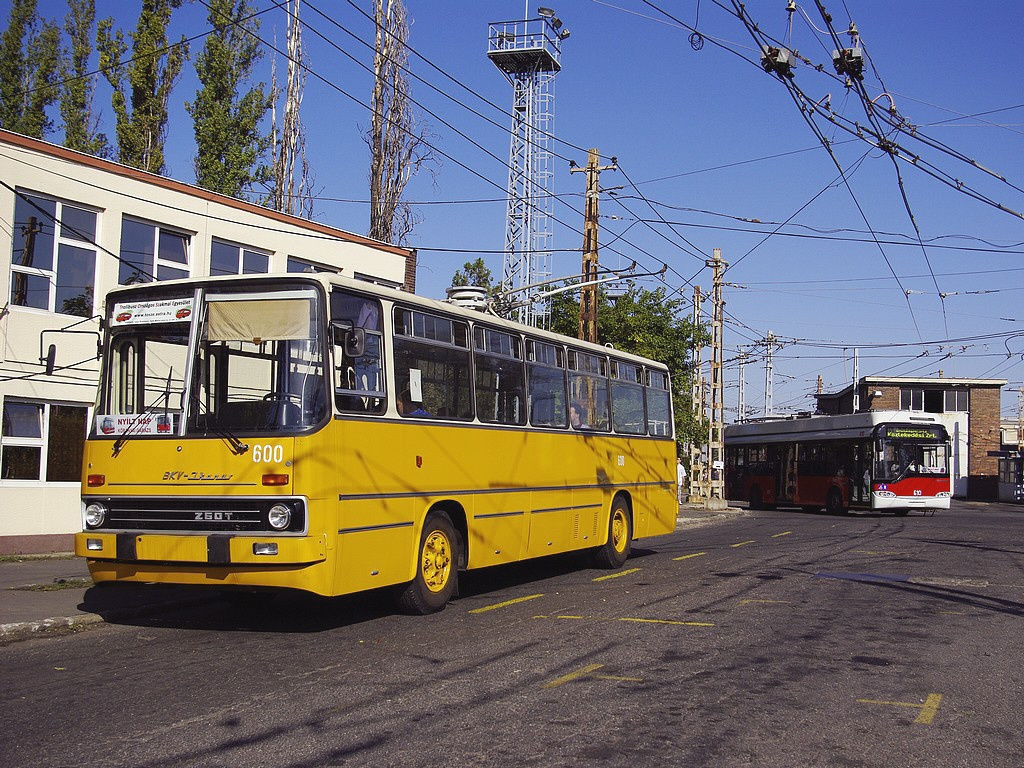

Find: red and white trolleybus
<box><xmin>724</xmin><ymin>411</ymin><xmax>952</xmax><ymax>515</ymax></box>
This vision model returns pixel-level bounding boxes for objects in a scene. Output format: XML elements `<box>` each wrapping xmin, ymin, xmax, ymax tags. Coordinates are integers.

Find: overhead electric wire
<box><xmin>812</xmin><ymin>1</ymin><xmax>949</xmax><ymax>339</ymax></box>
<box><xmin>728</xmin><ymin>0</ymin><xmax>924</xmax><ymax>340</ymax></box>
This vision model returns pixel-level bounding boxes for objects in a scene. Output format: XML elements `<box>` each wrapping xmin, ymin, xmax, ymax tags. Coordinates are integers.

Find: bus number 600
<box><xmin>252</xmin><ymin>444</ymin><xmax>284</xmax><ymax>463</ymax></box>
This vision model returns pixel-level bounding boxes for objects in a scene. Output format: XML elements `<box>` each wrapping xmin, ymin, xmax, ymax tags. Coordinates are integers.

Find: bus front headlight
<box><xmin>84</xmin><ymin>503</ymin><xmax>107</xmax><ymax>528</ymax></box>
<box><xmin>267</xmin><ymin>503</ymin><xmax>292</xmax><ymax>531</ymax></box>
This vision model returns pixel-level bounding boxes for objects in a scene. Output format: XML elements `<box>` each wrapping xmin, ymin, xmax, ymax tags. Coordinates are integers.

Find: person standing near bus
<box><xmin>677</xmin><ymin>457</ymin><xmax>685</xmax><ymax>503</ymax></box>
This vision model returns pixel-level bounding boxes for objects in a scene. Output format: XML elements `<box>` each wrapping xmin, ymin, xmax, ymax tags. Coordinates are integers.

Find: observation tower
<box><xmin>487</xmin><ymin>8</ymin><xmax>569</xmax><ymax>327</ymax></box>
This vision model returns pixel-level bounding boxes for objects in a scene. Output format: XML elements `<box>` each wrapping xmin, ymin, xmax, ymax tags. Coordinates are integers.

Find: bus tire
<box><xmin>749</xmin><ymin>486</ymin><xmax>763</xmax><ymax>511</ymax></box>
<box><xmin>826</xmin><ymin>488</ymin><xmax>846</xmax><ymax>516</ymax></box>
<box><xmin>396</xmin><ymin>511</ymin><xmax>458</xmax><ymax>615</ymax></box>
<box><xmin>593</xmin><ymin>497</ymin><xmax>632</xmax><ymax>569</ymax></box>
<box><xmin>894</xmin><ymin>509</ymin><xmax>910</xmax><ymax>517</ymax></box>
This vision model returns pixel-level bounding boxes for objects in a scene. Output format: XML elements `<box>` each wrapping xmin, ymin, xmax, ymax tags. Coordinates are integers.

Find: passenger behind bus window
<box><xmin>398</xmin><ymin>389</ymin><xmax>430</xmax><ymax>418</ymax></box>
<box><xmin>570</xmin><ymin>400</ymin><xmax>589</xmax><ymax>430</ymax></box>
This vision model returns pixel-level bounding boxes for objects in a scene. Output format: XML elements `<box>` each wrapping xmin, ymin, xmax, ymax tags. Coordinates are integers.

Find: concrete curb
<box><xmin>0</xmin><ymin>592</ymin><xmax>216</xmax><ymax>645</ymax></box>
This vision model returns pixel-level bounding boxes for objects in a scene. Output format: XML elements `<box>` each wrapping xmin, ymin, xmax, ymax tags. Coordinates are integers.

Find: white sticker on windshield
<box><xmin>96</xmin><ymin>413</ymin><xmax>174</xmax><ymax>436</ymax></box>
<box><xmin>111</xmin><ymin>298</ymin><xmax>194</xmax><ymax>326</ymax></box>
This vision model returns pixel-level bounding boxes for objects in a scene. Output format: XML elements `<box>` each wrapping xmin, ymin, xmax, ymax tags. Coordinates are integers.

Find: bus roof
<box><xmin>103</xmin><ymin>272</ymin><xmax>670</xmax><ymax>372</ymax></box>
<box><xmin>724</xmin><ymin>410</ymin><xmax>949</xmax><ymax>444</ymax></box>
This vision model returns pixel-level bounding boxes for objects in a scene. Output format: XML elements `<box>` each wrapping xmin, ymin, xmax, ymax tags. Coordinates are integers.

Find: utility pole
<box><xmin>570</xmin><ymin>148</ymin><xmax>616</xmax><ymax>342</ymax></box>
<box><xmin>738</xmin><ymin>348</ymin><xmax>748</xmax><ymax>423</ymax></box>
<box><xmin>707</xmin><ymin>248</ymin><xmax>727</xmax><ymax>509</ymax></box>
<box><xmin>764</xmin><ymin>330</ymin><xmax>776</xmax><ymax>417</ymax></box>
<box><xmin>690</xmin><ymin>285</ymin><xmax>704</xmax><ymax>500</ymax></box>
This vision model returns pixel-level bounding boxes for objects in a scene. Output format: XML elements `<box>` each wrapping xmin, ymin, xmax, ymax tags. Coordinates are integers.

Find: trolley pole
<box><xmin>570</xmin><ymin>148</ymin><xmax>617</xmax><ymax>343</ymax></box>
<box><xmin>690</xmin><ymin>286</ymin><xmax>705</xmax><ymax>501</ymax></box>
<box><xmin>706</xmin><ymin>248</ymin><xmax>727</xmax><ymax>510</ymax></box>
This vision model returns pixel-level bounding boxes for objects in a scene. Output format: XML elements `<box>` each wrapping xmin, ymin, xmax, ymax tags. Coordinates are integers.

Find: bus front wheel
<box><xmin>593</xmin><ymin>498</ymin><xmax>632</xmax><ymax>569</ymax></box>
<box><xmin>396</xmin><ymin>511</ymin><xmax>458</xmax><ymax>615</ymax></box>
<box><xmin>826</xmin><ymin>488</ymin><xmax>846</xmax><ymax>516</ymax></box>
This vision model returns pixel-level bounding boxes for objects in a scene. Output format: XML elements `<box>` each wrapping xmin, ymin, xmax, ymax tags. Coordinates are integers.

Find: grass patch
<box><xmin>13</xmin><ymin>578</ymin><xmax>94</xmax><ymax>592</ymax></box>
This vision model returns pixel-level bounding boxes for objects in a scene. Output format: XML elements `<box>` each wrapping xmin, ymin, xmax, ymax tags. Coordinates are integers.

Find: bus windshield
<box><xmin>875</xmin><ymin>437</ymin><xmax>949</xmax><ymax>482</ymax></box>
<box><xmin>94</xmin><ymin>285</ymin><xmax>326</xmax><ymax>438</ymax></box>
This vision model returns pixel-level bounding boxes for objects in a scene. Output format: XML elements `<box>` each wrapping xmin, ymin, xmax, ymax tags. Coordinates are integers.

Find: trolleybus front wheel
<box><xmin>826</xmin><ymin>488</ymin><xmax>847</xmax><ymax>516</ymax></box>
<box><xmin>593</xmin><ymin>497</ymin><xmax>632</xmax><ymax>569</ymax></box>
<box><xmin>396</xmin><ymin>511</ymin><xmax>458</xmax><ymax>615</ymax></box>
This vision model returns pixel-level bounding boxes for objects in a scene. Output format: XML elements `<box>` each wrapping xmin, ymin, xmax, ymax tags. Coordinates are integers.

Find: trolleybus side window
<box><xmin>330</xmin><ymin>290</ymin><xmax>385</xmax><ymax>414</ymax></box>
<box><xmin>610</xmin><ymin>360</ymin><xmax>646</xmax><ymax>435</ymax></box>
<box><xmin>646</xmin><ymin>369</ymin><xmax>672</xmax><ymax>437</ymax></box>
<box><xmin>474</xmin><ymin>326</ymin><xmax>526</xmax><ymax>426</ymax></box>
<box><xmin>568</xmin><ymin>350</ymin><xmax>610</xmax><ymax>432</ymax></box>
<box><xmin>526</xmin><ymin>339</ymin><xmax>567</xmax><ymax>428</ymax></box>
<box><xmin>393</xmin><ymin>307</ymin><xmax>472</xmax><ymax>420</ymax></box>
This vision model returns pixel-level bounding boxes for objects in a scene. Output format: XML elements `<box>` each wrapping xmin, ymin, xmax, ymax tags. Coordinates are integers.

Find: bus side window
<box><xmin>330</xmin><ymin>291</ymin><xmax>385</xmax><ymax>414</ymax></box>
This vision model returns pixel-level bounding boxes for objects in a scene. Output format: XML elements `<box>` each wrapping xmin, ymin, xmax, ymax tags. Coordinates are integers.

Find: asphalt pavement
<box><xmin>0</xmin><ymin>502</ymin><xmax>743</xmax><ymax>644</ymax></box>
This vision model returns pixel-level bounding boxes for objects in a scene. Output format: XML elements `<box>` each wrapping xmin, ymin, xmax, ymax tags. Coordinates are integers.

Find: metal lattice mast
<box><xmin>488</xmin><ymin>12</ymin><xmax>567</xmax><ymax>327</ymax></box>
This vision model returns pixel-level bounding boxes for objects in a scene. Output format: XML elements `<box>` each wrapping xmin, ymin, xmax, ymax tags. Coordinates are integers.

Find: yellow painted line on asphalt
<box><xmin>771</xmin><ymin>531</ymin><xmax>792</xmax><ymax>538</ymax></box>
<box><xmin>536</xmin><ymin>615</ymin><xmax>714</xmax><ymax>627</ymax></box>
<box><xmin>852</xmin><ymin>550</ymin><xmax>906</xmax><ymax>555</ymax></box>
<box><xmin>731</xmin><ymin>540</ymin><xmax>756</xmax><ymax>548</ymax></box>
<box><xmin>857</xmin><ymin>693</ymin><xmax>943</xmax><ymax>725</ymax></box>
<box><xmin>593</xmin><ymin>567</ymin><xmax>641</xmax><ymax>582</ymax></box>
<box><xmin>595</xmin><ymin>674</ymin><xmax>644</xmax><ymax>683</ymax></box>
<box><xmin>617</xmin><ymin>617</ymin><xmax>715</xmax><ymax>627</ymax></box>
<box><xmin>543</xmin><ymin>663</ymin><xmax>605</xmax><ymax>689</ymax></box>
<box><xmin>673</xmin><ymin>552</ymin><xmax>707</xmax><ymax>561</ymax></box>
<box><xmin>469</xmin><ymin>593</ymin><xmax>544</xmax><ymax>614</ymax></box>
<box><xmin>738</xmin><ymin>599</ymin><xmax>791</xmax><ymax>607</ymax></box>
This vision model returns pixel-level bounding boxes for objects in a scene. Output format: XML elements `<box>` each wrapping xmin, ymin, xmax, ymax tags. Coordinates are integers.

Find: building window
<box><xmin>210</xmin><ymin>238</ymin><xmax>269</xmax><ymax>276</ymax></box>
<box><xmin>1</xmin><ymin>401</ymin><xmax>87</xmax><ymax>481</ymax></box>
<box><xmin>118</xmin><ymin>218</ymin><xmax>190</xmax><ymax>284</ymax></box>
<box><xmin>900</xmin><ymin>388</ymin><xmax>924</xmax><ymax>411</ymax></box>
<box><xmin>287</xmin><ymin>256</ymin><xmax>337</xmax><ymax>274</ymax></box>
<box><xmin>10</xmin><ymin>192</ymin><xmax>98</xmax><ymax>317</ymax></box>
<box><xmin>944</xmin><ymin>389</ymin><xmax>968</xmax><ymax>412</ymax></box>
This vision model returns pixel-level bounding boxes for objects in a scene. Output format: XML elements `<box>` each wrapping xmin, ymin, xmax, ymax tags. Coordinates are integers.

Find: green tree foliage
<box><xmin>450</xmin><ymin>258</ymin><xmax>493</xmax><ymax>289</ymax></box>
<box><xmin>186</xmin><ymin>0</ymin><xmax>271</xmax><ymax>198</ymax></box>
<box><xmin>61</xmin><ymin>0</ymin><xmax>108</xmax><ymax>156</ymax></box>
<box><xmin>98</xmin><ymin>0</ymin><xmax>187</xmax><ymax>174</ymax></box>
<box><xmin>549</xmin><ymin>285</ymin><xmax>709</xmax><ymax>453</ymax></box>
<box><xmin>0</xmin><ymin>0</ymin><xmax>61</xmax><ymax>138</ymax></box>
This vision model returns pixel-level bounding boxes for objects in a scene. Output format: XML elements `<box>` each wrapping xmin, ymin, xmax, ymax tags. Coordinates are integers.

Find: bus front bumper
<box><xmin>75</xmin><ymin>532</ymin><xmax>327</xmax><ymax>568</ymax></box>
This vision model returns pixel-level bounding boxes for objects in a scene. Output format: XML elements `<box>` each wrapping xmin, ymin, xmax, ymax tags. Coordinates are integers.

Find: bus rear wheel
<box><xmin>593</xmin><ymin>498</ymin><xmax>632</xmax><ymax>569</ymax></box>
<box><xmin>826</xmin><ymin>488</ymin><xmax>846</xmax><ymax>516</ymax></box>
<box><xmin>396</xmin><ymin>511</ymin><xmax>458</xmax><ymax>614</ymax></box>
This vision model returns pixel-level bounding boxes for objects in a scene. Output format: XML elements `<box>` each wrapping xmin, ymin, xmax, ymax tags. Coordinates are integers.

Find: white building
<box><xmin>0</xmin><ymin>130</ymin><xmax>415</xmax><ymax>554</ymax></box>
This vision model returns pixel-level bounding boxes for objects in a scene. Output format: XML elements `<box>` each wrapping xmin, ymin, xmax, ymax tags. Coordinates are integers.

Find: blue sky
<box><xmin>27</xmin><ymin>1</ymin><xmax>1024</xmax><ymax>419</ymax></box>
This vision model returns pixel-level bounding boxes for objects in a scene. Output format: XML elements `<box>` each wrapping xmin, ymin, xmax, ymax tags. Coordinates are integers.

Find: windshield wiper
<box><xmin>187</xmin><ymin>390</ymin><xmax>249</xmax><ymax>456</ymax></box>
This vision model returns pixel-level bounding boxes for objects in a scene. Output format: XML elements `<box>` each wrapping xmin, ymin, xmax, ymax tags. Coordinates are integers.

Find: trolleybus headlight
<box><xmin>267</xmin><ymin>503</ymin><xmax>292</xmax><ymax>530</ymax></box>
<box><xmin>84</xmin><ymin>503</ymin><xmax>107</xmax><ymax>528</ymax></box>
<box><xmin>875</xmin><ymin>490</ymin><xmax>896</xmax><ymax>498</ymax></box>
<box><xmin>936</xmin><ymin>491</ymin><xmax>951</xmax><ymax>498</ymax></box>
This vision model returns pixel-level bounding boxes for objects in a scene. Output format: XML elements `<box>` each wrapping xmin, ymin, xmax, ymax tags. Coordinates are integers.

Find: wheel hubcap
<box><xmin>611</xmin><ymin>509</ymin><xmax>627</xmax><ymax>552</ymax></box>
<box><xmin>422</xmin><ymin>530</ymin><xmax>451</xmax><ymax>592</ymax></box>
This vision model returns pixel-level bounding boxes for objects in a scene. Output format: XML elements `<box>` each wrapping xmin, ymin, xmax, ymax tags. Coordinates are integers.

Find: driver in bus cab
<box><xmin>570</xmin><ymin>400</ymin><xmax>589</xmax><ymax>430</ymax></box>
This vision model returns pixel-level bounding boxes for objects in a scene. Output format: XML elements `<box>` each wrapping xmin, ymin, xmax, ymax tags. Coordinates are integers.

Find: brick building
<box><xmin>815</xmin><ymin>376</ymin><xmax>1007</xmax><ymax>500</ymax></box>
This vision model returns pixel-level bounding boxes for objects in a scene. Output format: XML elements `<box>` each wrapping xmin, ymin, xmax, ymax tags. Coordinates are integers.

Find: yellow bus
<box><xmin>75</xmin><ymin>273</ymin><xmax>677</xmax><ymax>612</ymax></box>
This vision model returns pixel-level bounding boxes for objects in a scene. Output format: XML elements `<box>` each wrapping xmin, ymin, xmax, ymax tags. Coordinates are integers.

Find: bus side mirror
<box><xmin>345</xmin><ymin>328</ymin><xmax>366</xmax><ymax>358</ymax></box>
<box><xmin>332</xmin><ymin>322</ymin><xmax>365</xmax><ymax>358</ymax></box>
<box><xmin>44</xmin><ymin>344</ymin><xmax>56</xmax><ymax>376</ymax></box>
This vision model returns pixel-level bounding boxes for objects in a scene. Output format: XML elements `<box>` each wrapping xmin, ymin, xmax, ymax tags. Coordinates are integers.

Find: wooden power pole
<box><xmin>570</xmin><ymin>148</ymin><xmax>616</xmax><ymax>343</ymax></box>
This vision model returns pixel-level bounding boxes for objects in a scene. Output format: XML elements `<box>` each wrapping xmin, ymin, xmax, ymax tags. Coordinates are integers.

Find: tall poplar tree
<box><xmin>97</xmin><ymin>0</ymin><xmax>187</xmax><ymax>174</ymax></box>
<box><xmin>61</xmin><ymin>0</ymin><xmax>107</xmax><ymax>156</ymax></box>
<box><xmin>268</xmin><ymin>0</ymin><xmax>314</xmax><ymax>217</ymax></box>
<box><xmin>0</xmin><ymin>0</ymin><xmax>61</xmax><ymax>138</ymax></box>
<box><xmin>187</xmin><ymin>0</ymin><xmax>272</xmax><ymax>199</ymax></box>
<box><xmin>367</xmin><ymin>0</ymin><xmax>431</xmax><ymax>245</ymax></box>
